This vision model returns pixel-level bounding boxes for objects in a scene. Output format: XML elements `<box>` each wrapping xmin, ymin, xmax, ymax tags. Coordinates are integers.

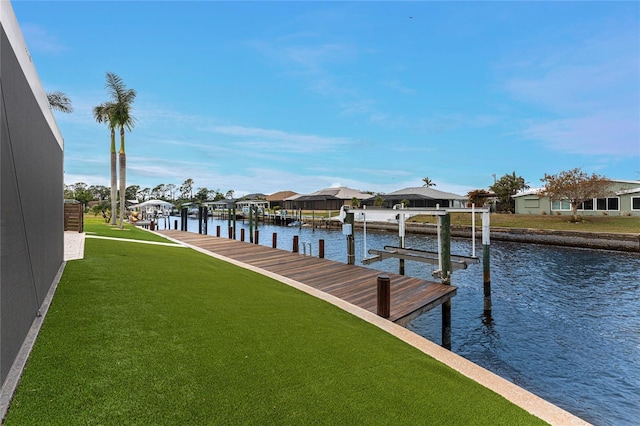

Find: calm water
<box><xmin>160</xmin><ymin>217</ymin><xmax>640</xmax><ymax>426</ymax></box>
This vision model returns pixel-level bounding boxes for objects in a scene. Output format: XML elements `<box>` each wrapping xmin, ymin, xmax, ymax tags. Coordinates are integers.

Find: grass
<box><xmin>408</xmin><ymin>212</ymin><xmax>640</xmax><ymax>234</ymax></box>
<box><xmin>83</xmin><ymin>216</ymin><xmax>176</xmax><ymax>243</ymax></box>
<box><xmin>5</xmin><ymin>222</ymin><xmax>544</xmax><ymax>424</ymax></box>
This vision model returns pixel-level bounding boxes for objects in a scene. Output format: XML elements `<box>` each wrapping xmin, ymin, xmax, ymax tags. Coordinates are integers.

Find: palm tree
<box><xmin>93</xmin><ymin>101</ymin><xmax>118</xmax><ymax>225</ymax></box>
<box><xmin>105</xmin><ymin>72</ymin><xmax>137</xmax><ymax>229</ymax></box>
<box><xmin>46</xmin><ymin>90</ymin><xmax>73</xmax><ymax>113</ymax></box>
<box><xmin>422</xmin><ymin>177</ymin><xmax>436</xmax><ymax>188</ymax></box>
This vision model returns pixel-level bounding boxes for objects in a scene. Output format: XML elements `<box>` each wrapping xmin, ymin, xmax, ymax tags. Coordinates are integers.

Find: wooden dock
<box><xmin>159</xmin><ymin>230</ymin><xmax>457</xmax><ymax>325</ymax></box>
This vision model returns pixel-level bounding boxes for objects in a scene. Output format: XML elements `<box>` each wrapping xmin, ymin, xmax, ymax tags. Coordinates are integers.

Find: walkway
<box><xmin>159</xmin><ymin>230</ymin><xmax>456</xmax><ymax>325</ymax></box>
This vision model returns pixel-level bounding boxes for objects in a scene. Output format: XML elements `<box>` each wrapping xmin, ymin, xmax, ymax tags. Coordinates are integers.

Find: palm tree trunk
<box><xmin>119</xmin><ymin>128</ymin><xmax>126</xmax><ymax>229</ymax></box>
<box><xmin>110</xmin><ymin>129</ymin><xmax>117</xmax><ymax>225</ymax></box>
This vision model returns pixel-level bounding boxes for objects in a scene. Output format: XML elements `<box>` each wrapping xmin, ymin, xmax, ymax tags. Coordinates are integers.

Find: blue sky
<box><xmin>12</xmin><ymin>1</ymin><xmax>640</xmax><ymax>197</ymax></box>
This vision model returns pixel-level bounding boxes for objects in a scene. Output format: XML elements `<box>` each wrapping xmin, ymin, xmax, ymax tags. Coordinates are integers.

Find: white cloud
<box><xmin>522</xmin><ymin>113</ymin><xmax>639</xmax><ymax>156</ymax></box>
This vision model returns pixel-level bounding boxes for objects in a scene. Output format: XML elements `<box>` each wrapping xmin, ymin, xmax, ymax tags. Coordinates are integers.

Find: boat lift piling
<box><xmin>347</xmin><ymin>204</ymin><xmax>492</xmax><ymax>347</ymax></box>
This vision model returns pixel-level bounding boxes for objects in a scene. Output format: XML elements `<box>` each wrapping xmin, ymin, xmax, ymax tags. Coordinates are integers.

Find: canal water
<box><xmin>159</xmin><ymin>217</ymin><xmax>639</xmax><ymax>426</ymax></box>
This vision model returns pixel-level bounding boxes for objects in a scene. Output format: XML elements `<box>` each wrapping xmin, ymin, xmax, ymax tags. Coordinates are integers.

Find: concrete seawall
<box><xmin>352</xmin><ymin>222</ymin><xmax>640</xmax><ymax>253</ymax></box>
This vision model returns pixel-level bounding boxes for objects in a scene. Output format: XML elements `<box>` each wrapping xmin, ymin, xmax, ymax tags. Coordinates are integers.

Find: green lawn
<box><xmin>83</xmin><ymin>216</ymin><xmax>173</xmax><ymax>243</ymax></box>
<box><xmin>4</xmin><ymin>222</ymin><xmax>545</xmax><ymax>425</ymax></box>
<box><xmin>408</xmin><ymin>212</ymin><xmax>640</xmax><ymax>233</ymax></box>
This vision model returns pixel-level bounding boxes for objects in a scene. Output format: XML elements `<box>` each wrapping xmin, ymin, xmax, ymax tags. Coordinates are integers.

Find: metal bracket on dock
<box><xmin>363</xmin><ymin>246</ymin><xmax>479</xmax><ymax>272</ymax></box>
<box><xmin>301</xmin><ymin>241</ymin><xmax>312</xmax><ymax>257</ymax></box>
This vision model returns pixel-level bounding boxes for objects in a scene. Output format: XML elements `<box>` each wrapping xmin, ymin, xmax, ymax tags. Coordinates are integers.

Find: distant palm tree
<box><xmin>93</xmin><ymin>101</ymin><xmax>118</xmax><ymax>225</ymax></box>
<box><xmin>46</xmin><ymin>90</ymin><xmax>73</xmax><ymax>113</ymax></box>
<box><xmin>422</xmin><ymin>177</ymin><xmax>436</xmax><ymax>188</ymax></box>
<box><xmin>105</xmin><ymin>72</ymin><xmax>137</xmax><ymax>229</ymax></box>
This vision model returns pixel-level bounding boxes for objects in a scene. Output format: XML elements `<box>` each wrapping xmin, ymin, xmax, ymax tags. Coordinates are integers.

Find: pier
<box><xmin>159</xmin><ymin>230</ymin><xmax>457</xmax><ymax>326</ymax></box>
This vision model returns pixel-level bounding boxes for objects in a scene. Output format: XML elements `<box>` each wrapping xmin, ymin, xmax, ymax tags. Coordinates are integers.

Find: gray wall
<box><xmin>0</xmin><ymin>25</ymin><xmax>64</xmax><ymax>385</ymax></box>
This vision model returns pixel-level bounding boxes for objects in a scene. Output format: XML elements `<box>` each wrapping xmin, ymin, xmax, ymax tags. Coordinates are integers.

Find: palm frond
<box><xmin>104</xmin><ymin>72</ymin><xmax>137</xmax><ymax>131</ymax></box>
<box><xmin>46</xmin><ymin>91</ymin><xmax>73</xmax><ymax>113</ymax></box>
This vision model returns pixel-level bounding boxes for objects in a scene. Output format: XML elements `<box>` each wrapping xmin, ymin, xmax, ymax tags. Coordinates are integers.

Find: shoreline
<box><xmin>350</xmin><ymin>221</ymin><xmax>640</xmax><ymax>253</ymax></box>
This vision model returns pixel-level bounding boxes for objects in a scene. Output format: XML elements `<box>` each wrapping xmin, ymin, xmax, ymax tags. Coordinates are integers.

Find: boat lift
<box><xmin>342</xmin><ymin>204</ymin><xmax>493</xmax><ymax>348</ymax></box>
<box><xmin>346</xmin><ymin>204</ymin><xmax>489</xmax><ymax>279</ymax></box>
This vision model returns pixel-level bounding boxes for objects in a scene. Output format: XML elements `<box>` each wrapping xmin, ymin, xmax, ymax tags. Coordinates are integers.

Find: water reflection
<box><xmin>159</xmin><ymin>217</ymin><xmax>639</xmax><ymax>426</ymax></box>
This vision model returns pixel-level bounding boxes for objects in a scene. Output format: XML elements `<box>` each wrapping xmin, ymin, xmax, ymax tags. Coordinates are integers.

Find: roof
<box><xmin>384</xmin><ymin>186</ymin><xmax>466</xmax><ymax>200</ymax></box>
<box><xmin>616</xmin><ymin>187</ymin><xmax>640</xmax><ymax>195</ymax></box>
<box><xmin>267</xmin><ymin>190</ymin><xmax>298</xmax><ymax>201</ymax></box>
<box><xmin>294</xmin><ymin>186</ymin><xmax>373</xmax><ymax>201</ymax></box>
<box><xmin>512</xmin><ymin>188</ymin><xmax>544</xmax><ymax>198</ymax></box>
<box><xmin>240</xmin><ymin>193</ymin><xmax>267</xmax><ymax>200</ymax></box>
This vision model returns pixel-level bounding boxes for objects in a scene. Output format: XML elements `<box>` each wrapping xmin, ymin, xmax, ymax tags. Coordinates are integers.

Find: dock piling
<box><xmin>377</xmin><ymin>274</ymin><xmax>391</xmax><ymax>318</ymax></box>
<box><xmin>272</xmin><ymin>232</ymin><xmax>277</xmax><ymax>249</ymax></box>
<box><xmin>441</xmin><ymin>213</ymin><xmax>452</xmax><ymax>350</ymax></box>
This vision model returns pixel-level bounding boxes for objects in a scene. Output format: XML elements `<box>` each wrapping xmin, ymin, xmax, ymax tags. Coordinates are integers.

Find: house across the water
<box><xmin>514</xmin><ymin>179</ymin><xmax>640</xmax><ymax>216</ymax></box>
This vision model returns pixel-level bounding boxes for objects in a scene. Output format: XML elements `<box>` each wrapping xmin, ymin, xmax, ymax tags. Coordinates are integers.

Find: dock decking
<box><xmin>159</xmin><ymin>230</ymin><xmax>457</xmax><ymax>325</ymax></box>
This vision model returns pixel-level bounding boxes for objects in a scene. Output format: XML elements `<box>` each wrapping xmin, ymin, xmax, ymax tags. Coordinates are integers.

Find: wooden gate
<box><xmin>64</xmin><ymin>203</ymin><xmax>83</xmax><ymax>232</ymax></box>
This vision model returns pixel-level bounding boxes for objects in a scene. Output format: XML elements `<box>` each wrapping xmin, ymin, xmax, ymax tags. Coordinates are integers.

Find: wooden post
<box><xmin>482</xmin><ymin>211</ymin><xmax>492</xmax><ymax>315</ymax></box>
<box><xmin>377</xmin><ymin>274</ymin><xmax>391</xmax><ymax>318</ymax></box>
<box><xmin>228</xmin><ymin>227</ymin><xmax>233</xmax><ymax>239</ymax></box>
<box><xmin>272</xmin><ymin>232</ymin><xmax>277</xmax><ymax>248</ymax></box>
<box><xmin>240</xmin><ymin>228</ymin><xmax>245</xmax><ymax>242</ymax></box>
<box><xmin>216</xmin><ymin>225</ymin><xmax>220</xmax><ymax>237</ymax></box>
<box><xmin>441</xmin><ymin>212</ymin><xmax>452</xmax><ymax>350</ymax></box>
<box><xmin>181</xmin><ymin>207</ymin><xmax>188</xmax><ymax>231</ymax></box>
<box><xmin>293</xmin><ymin>235</ymin><xmax>299</xmax><ymax>253</ymax></box>
<box><xmin>254</xmin><ymin>230</ymin><xmax>259</xmax><ymax>245</ymax></box>
<box><xmin>232</xmin><ymin>207</ymin><xmax>237</xmax><ymax>238</ymax></box>
<box><xmin>346</xmin><ymin>212</ymin><xmax>355</xmax><ymax>265</ymax></box>
<box><xmin>398</xmin><ymin>206</ymin><xmax>405</xmax><ymax>275</ymax></box>
<box><xmin>202</xmin><ymin>205</ymin><xmax>208</xmax><ymax>235</ymax></box>
<box><xmin>319</xmin><ymin>239</ymin><xmax>325</xmax><ymax>258</ymax></box>
<box><xmin>174</xmin><ymin>219</ymin><xmax>178</xmax><ymax>230</ymax></box>
<box><xmin>249</xmin><ymin>206</ymin><xmax>254</xmax><ymax>243</ymax></box>
<box><xmin>198</xmin><ymin>206</ymin><xmax>203</xmax><ymax>234</ymax></box>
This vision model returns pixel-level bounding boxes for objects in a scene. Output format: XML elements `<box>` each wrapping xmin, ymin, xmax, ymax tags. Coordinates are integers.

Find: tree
<box><xmin>351</xmin><ymin>197</ymin><xmax>361</xmax><ymax>208</ymax></box>
<box><xmin>422</xmin><ymin>177</ymin><xmax>436</xmax><ymax>188</ymax></box>
<box><xmin>166</xmin><ymin>184</ymin><xmax>177</xmax><ymax>201</ymax></box>
<box><xmin>374</xmin><ymin>195</ymin><xmax>385</xmax><ymax>207</ymax></box>
<box><xmin>195</xmin><ymin>187</ymin><xmax>212</xmax><ymax>202</ymax></box>
<box><xmin>180</xmin><ymin>178</ymin><xmax>194</xmax><ymax>200</ymax></box>
<box><xmin>151</xmin><ymin>184</ymin><xmax>166</xmax><ymax>200</ymax></box>
<box><xmin>490</xmin><ymin>171</ymin><xmax>529</xmax><ymax>213</ymax></box>
<box><xmin>66</xmin><ymin>182</ymin><xmax>93</xmax><ymax>207</ymax></box>
<box><xmin>467</xmin><ymin>189</ymin><xmax>490</xmax><ymax>207</ymax></box>
<box><xmin>46</xmin><ymin>91</ymin><xmax>73</xmax><ymax>113</ymax></box>
<box><xmin>105</xmin><ymin>72</ymin><xmax>137</xmax><ymax>229</ymax></box>
<box><xmin>138</xmin><ymin>187</ymin><xmax>151</xmax><ymax>202</ymax></box>
<box><xmin>93</xmin><ymin>100</ymin><xmax>118</xmax><ymax>225</ymax></box>
<box><xmin>225</xmin><ymin>189</ymin><xmax>235</xmax><ymax>200</ymax></box>
<box><xmin>89</xmin><ymin>185</ymin><xmax>110</xmax><ymax>201</ymax></box>
<box><xmin>539</xmin><ymin>168</ymin><xmax>613</xmax><ymax>222</ymax></box>
<box><xmin>125</xmin><ymin>185</ymin><xmax>140</xmax><ymax>202</ymax></box>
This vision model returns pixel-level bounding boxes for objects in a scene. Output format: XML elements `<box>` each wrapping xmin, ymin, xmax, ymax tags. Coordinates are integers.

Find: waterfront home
<box><xmin>513</xmin><ymin>179</ymin><xmax>640</xmax><ymax>216</ymax></box>
<box><xmin>287</xmin><ymin>187</ymin><xmax>373</xmax><ymax>210</ymax></box>
<box><xmin>367</xmin><ymin>186</ymin><xmax>467</xmax><ymax>209</ymax></box>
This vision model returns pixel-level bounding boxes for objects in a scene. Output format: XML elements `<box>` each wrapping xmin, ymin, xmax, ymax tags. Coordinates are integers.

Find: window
<box><xmin>524</xmin><ymin>199</ymin><xmax>540</xmax><ymax>208</ymax></box>
<box><xmin>633</xmin><ymin>197</ymin><xmax>640</xmax><ymax>210</ymax></box>
<box><xmin>551</xmin><ymin>200</ymin><xmax>571</xmax><ymax>211</ymax></box>
<box><xmin>579</xmin><ymin>199</ymin><xmax>594</xmax><ymax>210</ymax></box>
<box><xmin>596</xmin><ymin>197</ymin><xmax>620</xmax><ymax>211</ymax></box>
